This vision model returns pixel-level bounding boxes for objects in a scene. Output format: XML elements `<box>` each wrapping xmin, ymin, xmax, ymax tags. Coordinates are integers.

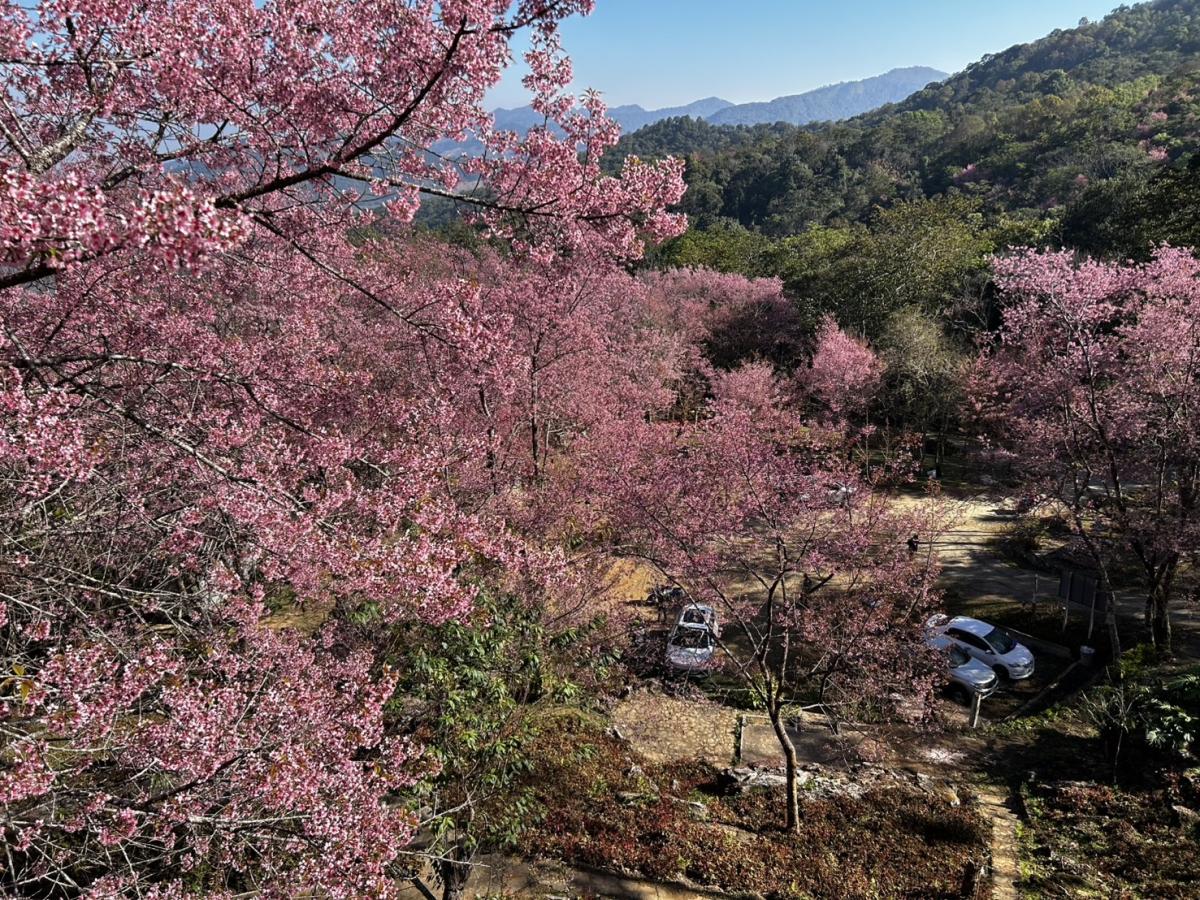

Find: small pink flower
<box><xmin>23</xmin><ymin>619</ymin><xmax>50</xmax><ymax>641</ymax></box>
<box><xmin>98</xmin><ymin>809</ymin><xmax>138</xmax><ymax>847</ymax></box>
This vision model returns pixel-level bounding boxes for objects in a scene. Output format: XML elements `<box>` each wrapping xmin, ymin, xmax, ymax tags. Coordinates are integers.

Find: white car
<box><xmin>927</xmin><ymin>634</ymin><xmax>999</xmax><ymax>700</ymax></box>
<box><xmin>665</xmin><ymin>623</ymin><xmax>716</xmax><ymax>673</ymax></box>
<box><xmin>677</xmin><ymin>602</ymin><xmax>720</xmax><ymax>638</ymax></box>
<box><xmin>927</xmin><ymin>614</ymin><xmax>1035</xmax><ymax>681</ymax></box>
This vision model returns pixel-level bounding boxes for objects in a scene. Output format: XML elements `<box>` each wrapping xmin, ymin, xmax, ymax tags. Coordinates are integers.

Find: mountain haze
<box><xmin>490</xmin><ymin>66</ymin><xmax>948</xmax><ymax>136</ymax></box>
<box><xmin>708</xmin><ymin>66</ymin><xmax>948</xmax><ymax>126</ymax></box>
<box><xmin>606</xmin><ymin>96</ymin><xmax>735</xmax><ymax>132</ymax></box>
<box><xmin>491</xmin><ymin>96</ymin><xmax>735</xmax><ymax>134</ymax></box>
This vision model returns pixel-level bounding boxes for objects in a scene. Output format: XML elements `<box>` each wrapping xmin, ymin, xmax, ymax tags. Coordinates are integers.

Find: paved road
<box><xmin>923</xmin><ymin>493</ymin><xmax>1200</xmax><ymax>658</ymax></box>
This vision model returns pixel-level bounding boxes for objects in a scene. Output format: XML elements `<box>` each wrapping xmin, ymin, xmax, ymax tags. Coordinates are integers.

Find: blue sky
<box><xmin>490</xmin><ymin>0</ymin><xmax>1127</xmax><ymax>109</ymax></box>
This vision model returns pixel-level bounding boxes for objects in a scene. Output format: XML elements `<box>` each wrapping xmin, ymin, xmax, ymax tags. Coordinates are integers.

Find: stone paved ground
<box><xmin>977</xmin><ymin>788</ymin><xmax>1020</xmax><ymax>900</ymax></box>
<box><xmin>610</xmin><ymin>690</ymin><xmax>738</xmax><ymax>768</ymax></box>
<box><xmin>399</xmin><ymin>855</ymin><xmax>724</xmax><ymax>900</ymax></box>
<box><xmin>738</xmin><ymin>712</ymin><xmax>866</xmax><ymax>769</ymax></box>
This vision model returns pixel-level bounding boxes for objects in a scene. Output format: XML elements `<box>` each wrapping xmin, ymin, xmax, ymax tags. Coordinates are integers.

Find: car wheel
<box><xmin>993</xmin><ymin>665</ymin><xmax>1010</xmax><ymax>681</ymax></box>
<box><xmin>948</xmin><ymin>683</ymin><xmax>971</xmax><ymax>705</ymax></box>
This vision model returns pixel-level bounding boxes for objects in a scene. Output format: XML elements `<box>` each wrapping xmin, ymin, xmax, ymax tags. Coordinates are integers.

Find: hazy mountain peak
<box><xmin>493</xmin><ymin>96</ymin><xmax>735</xmax><ymax>135</ymax></box>
<box><xmin>489</xmin><ymin>69</ymin><xmax>944</xmax><ymax>137</ymax></box>
<box><xmin>707</xmin><ymin>66</ymin><xmax>949</xmax><ymax>126</ymax></box>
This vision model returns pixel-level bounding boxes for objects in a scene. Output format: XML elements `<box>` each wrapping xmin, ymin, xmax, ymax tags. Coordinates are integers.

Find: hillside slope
<box><xmin>618</xmin><ymin>0</ymin><xmax>1200</xmax><ymax>244</ymax></box>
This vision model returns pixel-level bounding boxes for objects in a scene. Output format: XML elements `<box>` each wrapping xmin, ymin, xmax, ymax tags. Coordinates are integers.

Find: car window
<box><xmin>950</xmin><ymin>629</ymin><xmax>988</xmax><ymax>651</ymax></box>
<box><xmin>682</xmin><ymin>608</ymin><xmax>706</xmax><ymax>625</ymax></box>
<box><xmin>984</xmin><ymin>626</ymin><xmax>1017</xmax><ymax>654</ymax></box>
<box><xmin>947</xmin><ymin>646</ymin><xmax>971</xmax><ymax>667</ymax></box>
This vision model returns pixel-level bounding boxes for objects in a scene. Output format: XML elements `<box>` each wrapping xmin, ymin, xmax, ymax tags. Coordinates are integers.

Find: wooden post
<box><xmin>969</xmin><ymin>691</ymin><xmax>982</xmax><ymax>729</ymax></box>
<box><xmin>1062</xmin><ymin>570</ymin><xmax>1072</xmax><ymax>634</ymax></box>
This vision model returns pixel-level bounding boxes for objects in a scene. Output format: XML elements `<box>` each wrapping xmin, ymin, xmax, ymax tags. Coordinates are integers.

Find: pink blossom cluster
<box><xmin>800</xmin><ymin>316</ymin><xmax>884</xmax><ymax>423</ymax></box>
<box><xmin>0</xmin><ymin>165</ymin><xmax>248</xmax><ymax>271</ymax></box>
<box><xmin>4</xmin><ymin>602</ymin><xmax>420</xmax><ymax>896</ymax></box>
<box><xmin>953</xmin><ymin>162</ymin><xmax>982</xmax><ymax>185</ymax></box>
<box><xmin>0</xmin><ymin>1</ymin><xmax>690</xmax><ymax>893</ymax></box>
<box><xmin>0</xmin><ymin>0</ymin><xmax>682</xmax><ymax>291</ymax></box>
<box><xmin>973</xmin><ymin>247</ymin><xmax>1200</xmax><ymax>646</ymax></box>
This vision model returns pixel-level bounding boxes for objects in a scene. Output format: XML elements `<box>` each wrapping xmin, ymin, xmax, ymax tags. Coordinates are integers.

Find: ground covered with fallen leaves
<box><xmin>1017</xmin><ymin>774</ymin><xmax>1200</xmax><ymax>898</ymax></box>
<box><xmin>517</xmin><ymin>714</ymin><xmax>991</xmax><ymax>900</ymax></box>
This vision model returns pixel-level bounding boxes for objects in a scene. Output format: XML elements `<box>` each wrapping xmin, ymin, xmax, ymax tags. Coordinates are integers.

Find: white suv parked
<box><xmin>926</xmin><ymin>614</ymin><xmax>1035</xmax><ymax>681</ymax></box>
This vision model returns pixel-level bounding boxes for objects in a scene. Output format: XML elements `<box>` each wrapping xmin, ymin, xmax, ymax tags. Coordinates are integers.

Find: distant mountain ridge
<box><xmin>708</xmin><ymin>67</ymin><xmax>948</xmax><ymax>126</ymax></box>
<box><xmin>490</xmin><ymin>67</ymin><xmax>948</xmax><ymax>135</ymax></box>
<box><xmin>492</xmin><ymin>97</ymin><xmax>736</xmax><ymax>134</ymax></box>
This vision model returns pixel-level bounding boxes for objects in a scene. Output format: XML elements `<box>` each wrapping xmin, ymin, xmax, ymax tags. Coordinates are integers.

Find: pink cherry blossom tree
<box><xmin>0</xmin><ymin>1</ymin><xmax>685</xmax><ymax>287</ymax></box>
<box><xmin>588</xmin><ymin>363</ymin><xmax>944</xmax><ymax>832</ymax></box>
<box><xmin>0</xmin><ymin>2</ymin><xmax>686</xmax><ymax>893</ymax></box>
<box><xmin>0</xmin><ymin>236</ymin><xmax>554</xmax><ymax>894</ymax></box>
<box><xmin>799</xmin><ymin>315</ymin><xmax>884</xmax><ymax>425</ymax></box>
<box><xmin>641</xmin><ymin>267</ymin><xmax>803</xmax><ymax>371</ymax></box>
<box><xmin>972</xmin><ymin>247</ymin><xmax>1200</xmax><ymax>652</ymax></box>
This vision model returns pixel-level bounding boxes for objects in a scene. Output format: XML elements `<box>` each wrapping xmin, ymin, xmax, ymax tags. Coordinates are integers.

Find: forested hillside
<box><xmin>620</xmin><ymin>0</ymin><xmax>1200</xmax><ymax>256</ymax></box>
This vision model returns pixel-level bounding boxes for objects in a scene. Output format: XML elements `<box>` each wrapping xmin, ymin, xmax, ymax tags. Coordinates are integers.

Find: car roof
<box><xmin>947</xmin><ymin>616</ymin><xmax>993</xmax><ymax>638</ymax></box>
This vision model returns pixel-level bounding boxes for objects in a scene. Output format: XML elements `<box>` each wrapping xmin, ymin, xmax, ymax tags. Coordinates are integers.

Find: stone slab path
<box><xmin>611</xmin><ymin>690</ymin><xmax>738</xmax><ymax>767</ymax></box>
<box><xmin>977</xmin><ymin>788</ymin><xmax>1020</xmax><ymax>900</ymax></box>
<box><xmin>399</xmin><ymin>855</ymin><xmax>732</xmax><ymax>900</ymax></box>
<box><xmin>738</xmin><ymin>713</ymin><xmax>867</xmax><ymax>769</ymax></box>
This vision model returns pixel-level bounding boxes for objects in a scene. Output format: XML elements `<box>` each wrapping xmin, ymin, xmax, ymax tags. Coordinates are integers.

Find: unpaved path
<box><xmin>399</xmin><ymin>855</ymin><xmax>732</xmax><ymax>900</ymax></box>
<box><xmin>927</xmin><ymin>492</ymin><xmax>1200</xmax><ymax>657</ymax></box>
<box><xmin>896</xmin><ymin>493</ymin><xmax>1043</xmax><ymax>610</ymax></box>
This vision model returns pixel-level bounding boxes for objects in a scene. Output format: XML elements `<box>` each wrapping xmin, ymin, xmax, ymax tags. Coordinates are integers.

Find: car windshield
<box><xmin>672</xmin><ymin>628</ymin><xmax>711</xmax><ymax>650</ymax></box>
<box><xmin>984</xmin><ymin>626</ymin><xmax>1017</xmax><ymax>654</ymax></box>
<box><xmin>681</xmin><ymin>608</ymin><xmax>707</xmax><ymax>625</ymax></box>
<box><xmin>947</xmin><ymin>645</ymin><xmax>971</xmax><ymax>667</ymax></box>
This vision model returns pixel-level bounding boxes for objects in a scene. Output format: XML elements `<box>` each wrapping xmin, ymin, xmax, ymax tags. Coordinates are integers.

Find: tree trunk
<box><xmin>438</xmin><ymin>855</ymin><xmax>473</xmax><ymax>900</ymax></box>
<box><xmin>529</xmin><ymin>411</ymin><xmax>540</xmax><ymax>481</ymax></box>
<box><xmin>935</xmin><ymin>409</ymin><xmax>947</xmax><ymax>477</ymax></box>
<box><xmin>1150</xmin><ymin>587</ymin><xmax>1172</xmax><ymax>653</ymax></box>
<box><xmin>769</xmin><ymin>707</ymin><xmax>801</xmax><ymax>832</ymax></box>
<box><xmin>1105</xmin><ymin>591</ymin><xmax>1122</xmax><ymax>667</ymax></box>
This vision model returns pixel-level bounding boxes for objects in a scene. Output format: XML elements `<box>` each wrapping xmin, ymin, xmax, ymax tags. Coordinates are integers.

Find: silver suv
<box><xmin>927</xmin><ymin>614</ymin><xmax>1035</xmax><ymax>681</ymax></box>
<box><xmin>927</xmin><ymin>634</ymin><xmax>999</xmax><ymax>700</ymax></box>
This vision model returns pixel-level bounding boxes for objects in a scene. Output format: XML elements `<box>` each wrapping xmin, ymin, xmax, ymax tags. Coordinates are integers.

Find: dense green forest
<box><xmin>624</xmin><ymin>0</ymin><xmax>1200</xmax><ymax>232</ymax></box>
<box><xmin>608</xmin><ymin>0</ymin><xmax>1200</xmax><ymax>340</ymax></box>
